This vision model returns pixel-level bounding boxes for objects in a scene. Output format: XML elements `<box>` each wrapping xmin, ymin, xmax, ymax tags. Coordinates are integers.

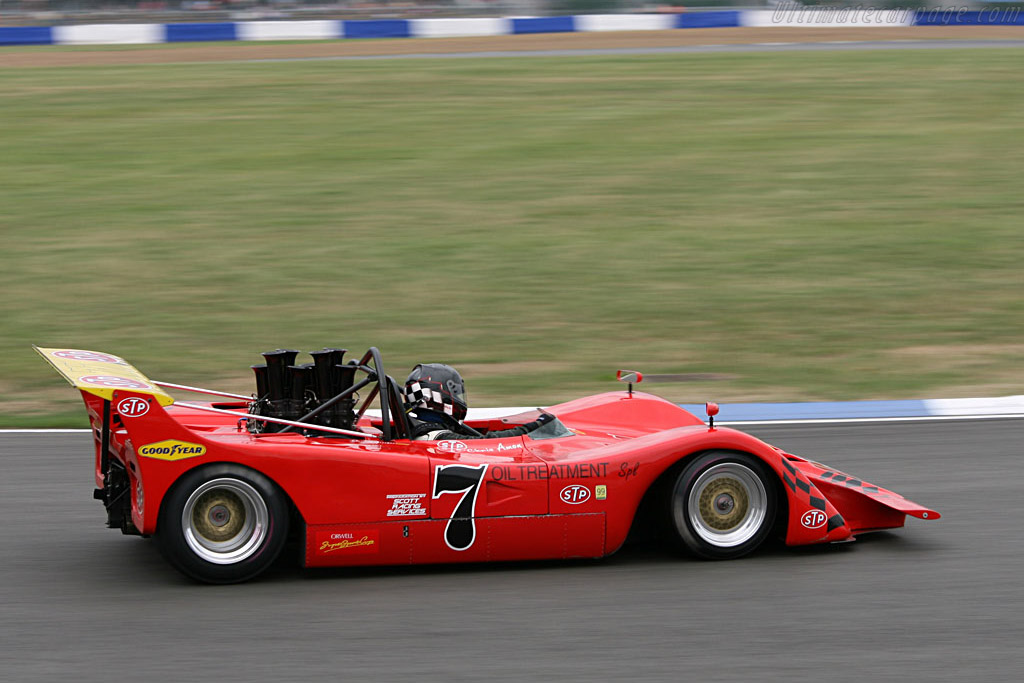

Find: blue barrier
<box><xmin>165</xmin><ymin>22</ymin><xmax>237</xmax><ymax>43</ymax></box>
<box><xmin>914</xmin><ymin>9</ymin><xmax>1024</xmax><ymax>25</ymax></box>
<box><xmin>343</xmin><ymin>19</ymin><xmax>411</xmax><ymax>40</ymax></box>
<box><xmin>511</xmin><ymin>16</ymin><xmax>576</xmax><ymax>35</ymax></box>
<box><xmin>0</xmin><ymin>26</ymin><xmax>53</xmax><ymax>46</ymax></box>
<box><xmin>680</xmin><ymin>399</ymin><xmax>931</xmax><ymax>422</ymax></box>
<box><xmin>6</xmin><ymin>12</ymin><xmax>1023</xmax><ymax>48</ymax></box>
<box><xmin>676</xmin><ymin>11</ymin><xmax>741</xmax><ymax>29</ymax></box>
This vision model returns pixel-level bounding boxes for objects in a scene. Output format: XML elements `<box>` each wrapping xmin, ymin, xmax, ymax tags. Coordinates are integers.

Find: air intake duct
<box><xmin>310</xmin><ymin>348</ymin><xmax>356</xmax><ymax>430</ymax></box>
<box><xmin>262</xmin><ymin>349</ymin><xmax>298</xmax><ymax>403</ymax></box>
<box><xmin>251</xmin><ymin>364</ymin><xmax>268</xmax><ymax>400</ymax></box>
<box><xmin>249</xmin><ymin>347</ymin><xmax>358</xmax><ymax>434</ymax></box>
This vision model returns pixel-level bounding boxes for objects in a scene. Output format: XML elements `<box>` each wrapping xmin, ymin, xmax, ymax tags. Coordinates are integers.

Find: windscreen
<box><xmin>527</xmin><ymin>416</ymin><xmax>575</xmax><ymax>440</ymax></box>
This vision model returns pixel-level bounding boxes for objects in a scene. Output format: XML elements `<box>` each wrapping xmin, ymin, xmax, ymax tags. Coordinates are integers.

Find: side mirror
<box><xmin>616</xmin><ymin>370</ymin><xmax>643</xmax><ymax>384</ymax></box>
<box><xmin>706</xmin><ymin>402</ymin><xmax>719</xmax><ymax>430</ymax></box>
<box><xmin>616</xmin><ymin>370</ymin><xmax>643</xmax><ymax>397</ymax></box>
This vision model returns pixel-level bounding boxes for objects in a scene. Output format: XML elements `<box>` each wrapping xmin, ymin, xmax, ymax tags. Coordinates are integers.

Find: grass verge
<box><xmin>2</xmin><ymin>48</ymin><xmax>1023</xmax><ymax>426</ymax></box>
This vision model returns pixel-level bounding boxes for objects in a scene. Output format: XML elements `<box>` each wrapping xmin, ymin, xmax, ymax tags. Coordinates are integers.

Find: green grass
<box><xmin>3</xmin><ymin>49</ymin><xmax>1024</xmax><ymax>426</ymax></box>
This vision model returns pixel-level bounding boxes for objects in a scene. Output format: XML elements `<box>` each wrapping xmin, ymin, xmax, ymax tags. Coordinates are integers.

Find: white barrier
<box><xmin>574</xmin><ymin>14</ymin><xmax>676</xmax><ymax>32</ymax></box>
<box><xmin>235</xmin><ymin>20</ymin><xmax>340</xmax><ymax>42</ymax></box>
<box><xmin>925</xmin><ymin>396</ymin><xmax>1024</xmax><ymax>417</ymax></box>
<box><xmin>54</xmin><ymin>23</ymin><xmax>164</xmax><ymax>45</ymax></box>
<box><xmin>410</xmin><ymin>18</ymin><xmax>511</xmax><ymax>39</ymax></box>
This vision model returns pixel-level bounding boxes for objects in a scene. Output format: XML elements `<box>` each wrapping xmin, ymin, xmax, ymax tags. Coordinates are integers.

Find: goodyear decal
<box><xmin>138</xmin><ymin>440</ymin><xmax>206</xmax><ymax>461</ymax></box>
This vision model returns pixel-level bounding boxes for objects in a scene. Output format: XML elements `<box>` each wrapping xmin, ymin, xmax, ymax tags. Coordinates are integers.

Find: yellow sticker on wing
<box><xmin>34</xmin><ymin>346</ymin><xmax>174</xmax><ymax>406</ymax></box>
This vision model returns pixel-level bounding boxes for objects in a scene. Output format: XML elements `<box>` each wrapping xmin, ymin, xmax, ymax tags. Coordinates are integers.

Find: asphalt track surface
<box><xmin>2</xmin><ymin>420</ymin><xmax>1020</xmax><ymax>682</ymax></box>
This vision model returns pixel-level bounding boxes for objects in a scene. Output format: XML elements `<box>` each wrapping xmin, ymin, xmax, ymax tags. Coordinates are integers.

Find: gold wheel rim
<box><xmin>182</xmin><ymin>478</ymin><xmax>269</xmax><ymax>565</ymax></box>
<box><xmin>697</xmin><ymin>477</ymin><xmax>750</xmax><ymax>531</ymax></box>
<box><xmin>686</xmin><ymin>462</ymin><xmax>768</xmax><ymax>548</ymax></box>
<box><xmin>191</xmin><ymin>489</ymin><xmax>247</xmax><ymax>543</ymax></box>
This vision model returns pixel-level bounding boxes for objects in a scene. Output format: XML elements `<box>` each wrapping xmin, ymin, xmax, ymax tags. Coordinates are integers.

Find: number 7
<box><xmin>432</xmin><ymin>464</ymin><xmax>488</xmax><ymax>551</ymax></box>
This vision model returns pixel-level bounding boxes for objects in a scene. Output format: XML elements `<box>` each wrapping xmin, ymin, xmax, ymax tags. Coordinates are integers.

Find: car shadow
<box><xmin>85</xmin><ymin>526</ymin><xmax>937</xmax><ymax>586</ymax></box>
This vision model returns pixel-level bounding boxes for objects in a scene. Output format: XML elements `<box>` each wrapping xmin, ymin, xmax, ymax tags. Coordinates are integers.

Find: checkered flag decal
<box><xmin>403</xmin><ymin>381</ymin><xmax>456</xmax><ymax>416</ymax></box>
<box><xmin>782</xmin><ymin>458</ymin><xmax>846</xmax><ymax>534</ymax></box>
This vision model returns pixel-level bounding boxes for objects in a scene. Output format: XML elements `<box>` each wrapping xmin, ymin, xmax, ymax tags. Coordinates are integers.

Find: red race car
<box><xmin>36</xmin><ymin>345</ymin><xmax>939</xmax><ymax>584</ymax></box>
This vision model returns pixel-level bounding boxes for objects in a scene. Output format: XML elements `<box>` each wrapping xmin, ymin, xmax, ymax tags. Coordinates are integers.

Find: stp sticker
<box><xmin>801</xmin><ymin>510</ymin><xmax>828</xmax><ymax>529</ymax></box>
<box><xmin>79</xmin><ymin>375</ymin><xmax>150</xmax><ymax>390</ymax></box>
<box><xmin>560</xmin><ymin>484</ymin><xmax>591</xmax><ymax>505</ymax></box>
<box><xmin>116</xmin><ymin>396</ymin><xmax>150</xmax><ymax>418</ymax></box>
<box><xmin>53</xmin><ymin>350</ymin><xmax>123</xmax><ymax>364</ymax></box>
<box><xmin>436</xmin><ymin>440</ymin><xmax>468</xmax><ymax>453</ymax></box>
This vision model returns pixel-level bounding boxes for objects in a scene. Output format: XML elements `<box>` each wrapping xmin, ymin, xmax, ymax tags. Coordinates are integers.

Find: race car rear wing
<box><xmin>33</xmin><ymin>346</ymin><xmax>174</xmax><ymax>407</ymax></box>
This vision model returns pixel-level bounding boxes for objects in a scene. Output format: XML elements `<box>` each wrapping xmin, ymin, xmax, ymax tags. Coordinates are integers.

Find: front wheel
<box><xmin>670</xmin><ymin>451</ymin><xmax>777</xmax><ymax>560</ymax></box>
<box><xmin>157</xmin><ymin>464</ymin><xmax>289</xmax><ymax>583</ymax></box>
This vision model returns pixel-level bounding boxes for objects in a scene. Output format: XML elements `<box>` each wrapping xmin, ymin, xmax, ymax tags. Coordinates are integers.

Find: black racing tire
<box><xmin>669</xmin><ymin>451</ymin><xmax>777</xmax><ymax>560</ymax></box>
<box><xmin>156</xmin><ymin>464</ymin><xmax>289</xmax><ymax>584</ymax></box>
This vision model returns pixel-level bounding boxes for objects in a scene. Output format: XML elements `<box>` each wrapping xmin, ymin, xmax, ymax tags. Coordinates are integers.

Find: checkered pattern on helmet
<box><xmin>403</xmin><ymin>381</ymin><xmax>456</xmax><ymax>416</ymax></box>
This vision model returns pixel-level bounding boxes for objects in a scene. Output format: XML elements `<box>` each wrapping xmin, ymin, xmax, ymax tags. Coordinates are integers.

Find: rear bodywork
<box><xmin>36</xmin><ymin>346</ymin><xmax>939</xmax><ymax>569</ymax></box>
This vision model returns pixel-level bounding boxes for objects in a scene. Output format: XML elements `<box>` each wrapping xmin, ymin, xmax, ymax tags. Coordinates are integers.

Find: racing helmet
<box><xmin>403</xmin><ymin>363</ymin><xmax>468</xmax><ymax>421</ymax></box>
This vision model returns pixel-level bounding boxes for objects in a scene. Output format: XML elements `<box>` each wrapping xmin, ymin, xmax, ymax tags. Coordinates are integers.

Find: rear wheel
<box><xmin>670</xmin><ymin>451</ymin><xmax>776</xmax><ymax>560</ymax></box>
<box><xmin>157</xmin><ymin>464</ymin><xmax>288</xmax><ymax>583</ymax></box>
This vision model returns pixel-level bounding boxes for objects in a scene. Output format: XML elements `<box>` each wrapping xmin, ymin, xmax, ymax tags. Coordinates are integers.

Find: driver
<box><xmin>402</xmin><ymin>363</ymin><xmax>554</xmax><ymax>440</ymax></box>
